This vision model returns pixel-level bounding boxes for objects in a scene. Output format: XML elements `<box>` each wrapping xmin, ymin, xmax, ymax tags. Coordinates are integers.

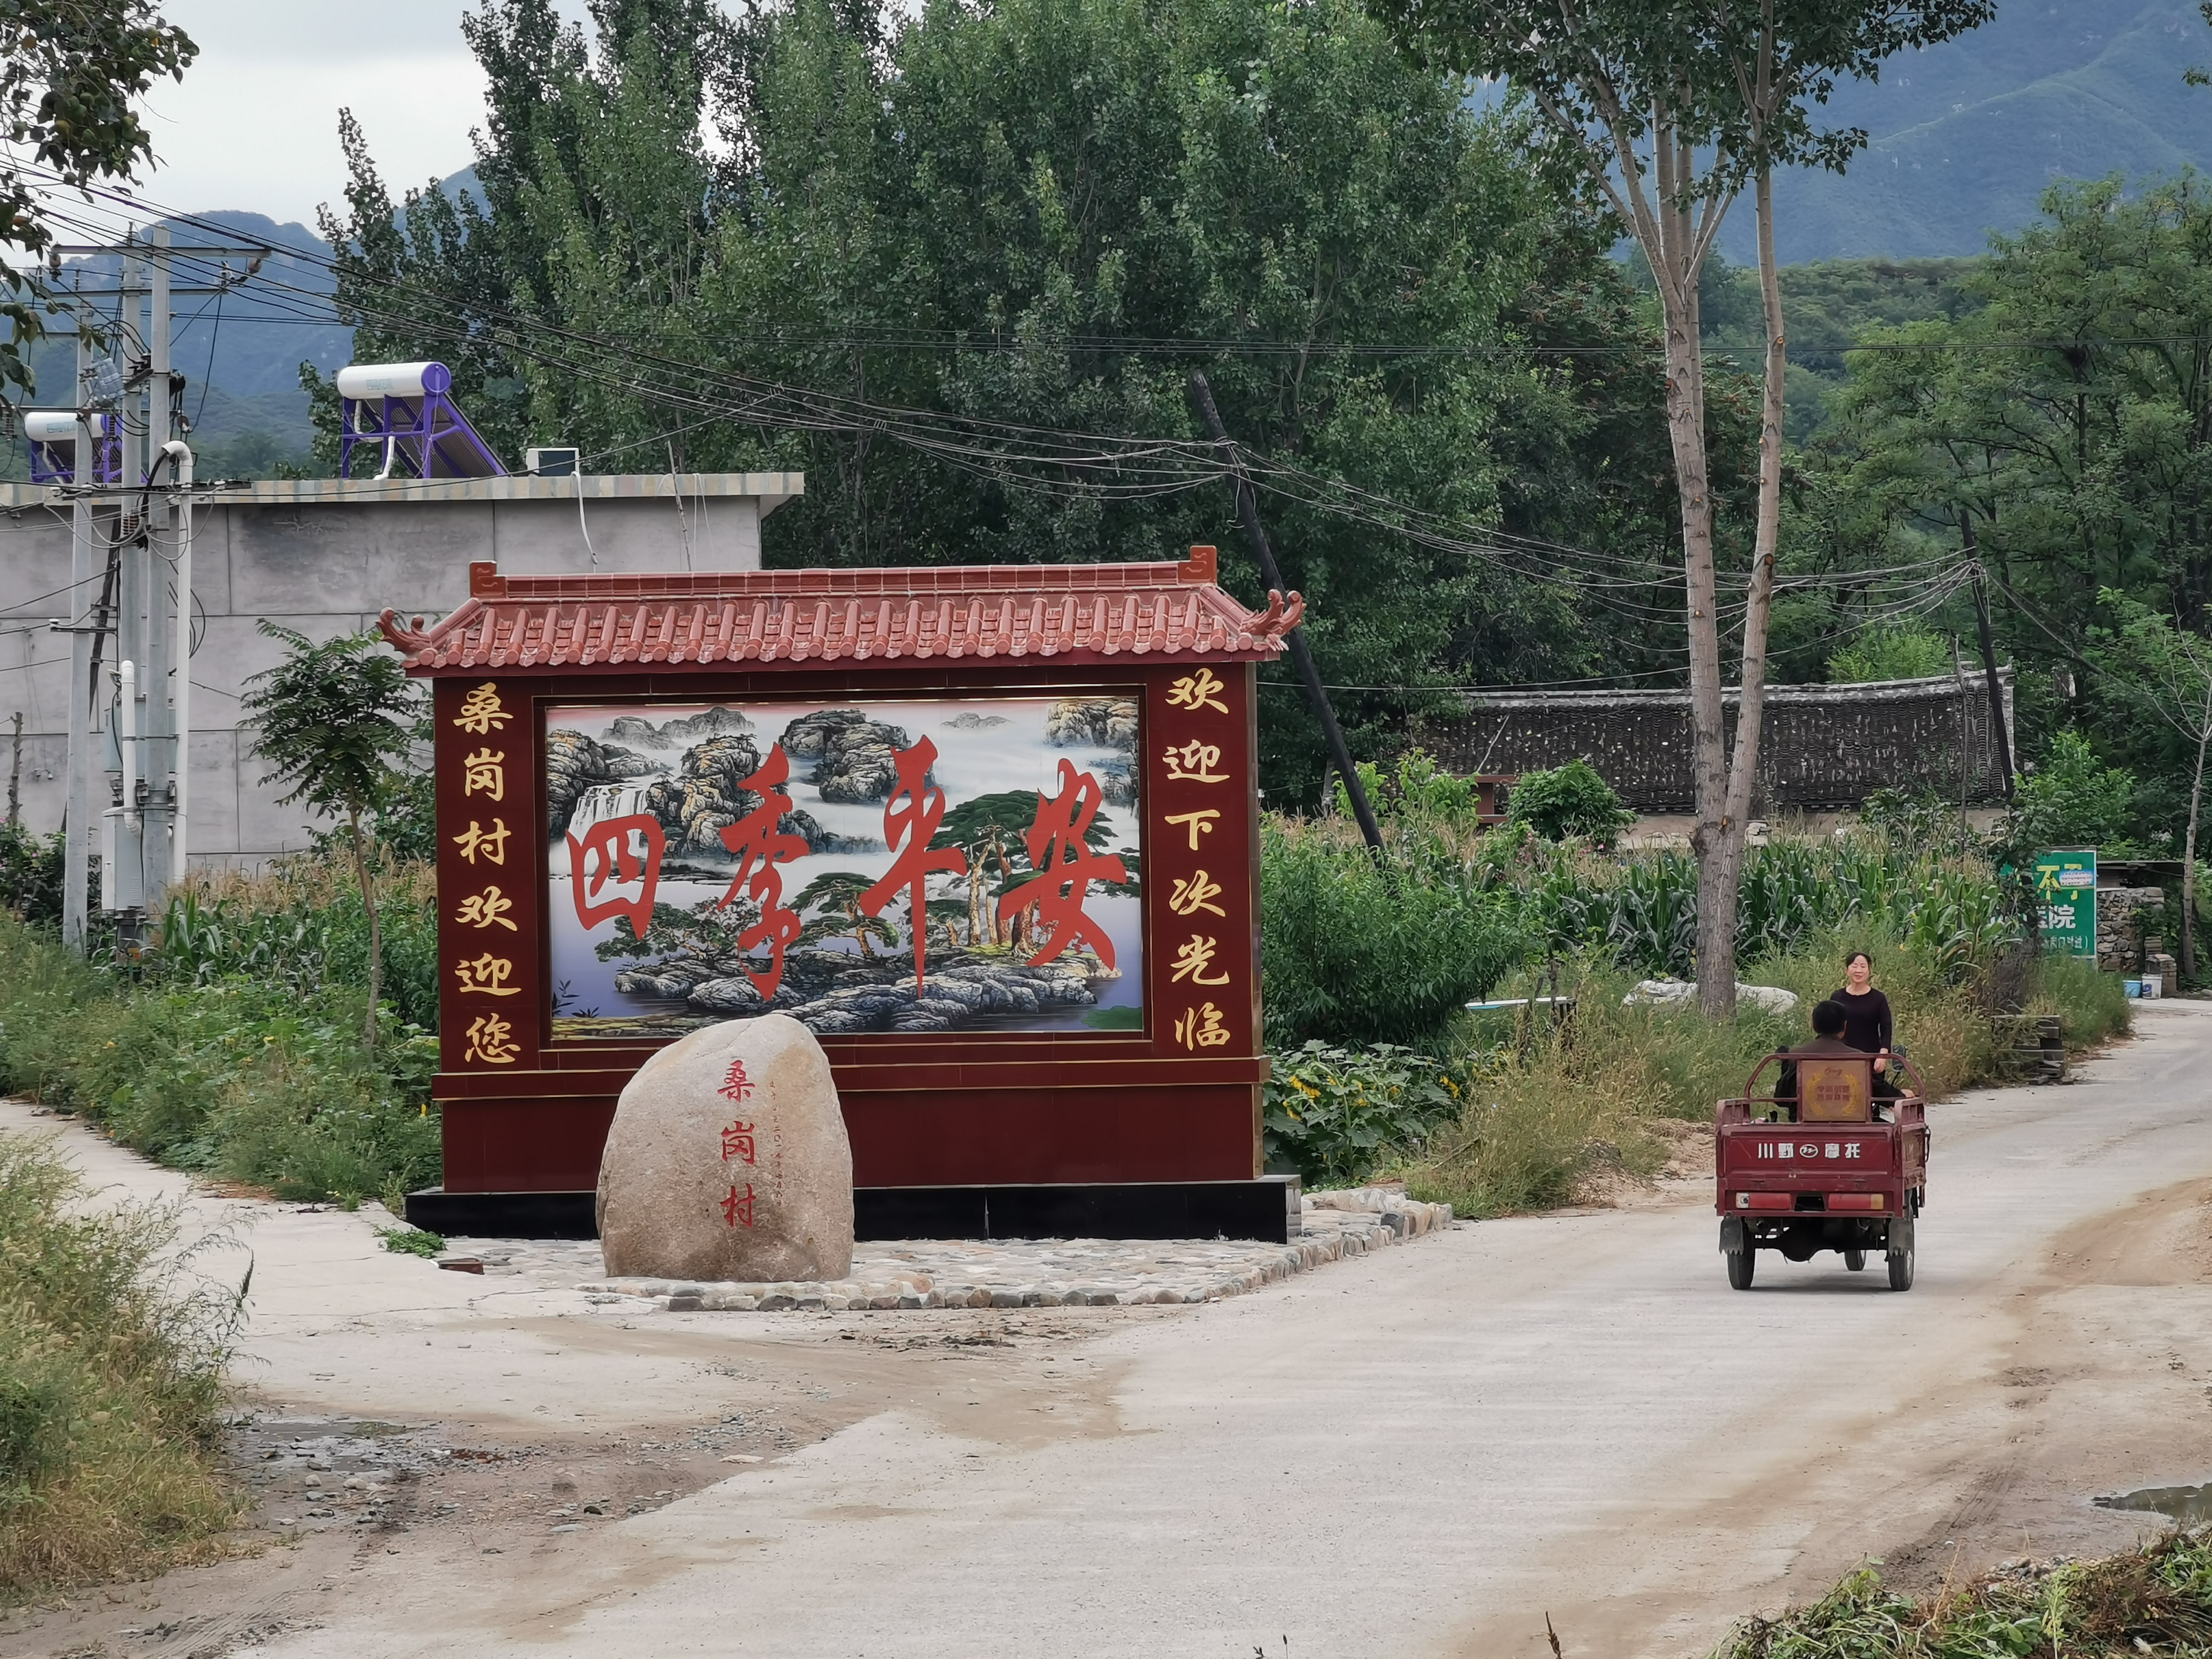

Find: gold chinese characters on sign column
<box><xmin>1162</xmin><ymin>668</ymin><xmax>1236</xmax><ymax>1052</ymax></box>
<box><xmin>449</xmin><ymin>684</ymin><xmax>521</xmax><ymax>1065</ymax></box>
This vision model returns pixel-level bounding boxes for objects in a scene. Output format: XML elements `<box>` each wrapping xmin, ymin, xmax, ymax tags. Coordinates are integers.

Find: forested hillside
<box><xmin>1719</xmin><ymin>0</ymin><xmax>2212</xmax><ymax>263</ymax></box>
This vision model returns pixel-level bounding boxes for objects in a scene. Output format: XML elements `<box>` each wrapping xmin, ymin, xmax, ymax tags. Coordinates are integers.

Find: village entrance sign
<box><xmin>380</xmin><ymin>548</ymin><xmax>1302</xmax><ymax>1241</ymax></box>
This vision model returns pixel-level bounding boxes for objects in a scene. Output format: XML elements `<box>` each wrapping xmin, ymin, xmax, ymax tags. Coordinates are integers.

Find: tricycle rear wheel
<box><xmin>1887</xmin><ymin>1241</ymin><xmax>1914</xmax><ymax>1292</ymax></box>
<box><xmin>1844</xmin><ymin>1249</ymin><xmax>1866</xmax><ymax>1272</ymax></box>
<box><xmin>1727</xmin><ymin>1247</ymin><xmax>1756</xmax><ymax>1291</ymax></box>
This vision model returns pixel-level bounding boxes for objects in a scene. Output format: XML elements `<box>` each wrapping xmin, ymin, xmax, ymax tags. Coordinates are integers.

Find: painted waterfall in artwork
<box><xmin>545</xmin><ymin>696</ymin><xmax>1143</xmax><ymax>1040</ymax></box>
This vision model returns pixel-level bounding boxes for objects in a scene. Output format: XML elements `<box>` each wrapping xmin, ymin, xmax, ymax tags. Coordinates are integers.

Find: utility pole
<box><xmin>47</xmin><ymin>233</ymin><xmax>265</xmax><ymax>950</ymax></box>
<box><xmin>1963</xmin><ymin>515</ymin><xmax>2015</xmax><ymax>803</ymax></box>
<box><xmin>5</xmin><ymin>712</ymin><xmax>20</xmax><ymax>826</ymax></box>
<box><xmin>61</xmin><ymin>298</ymin><xmax>93</xmax><ymax>949</ymax></box>
<box><xmin>1185</xmin><ymin>372</ymin><xmax>1386</xmax><ymax>854</ymax></box>
<box><xmin>142</xmin><ymin>226</ymin><xmax>176</xmax><ymax>907</ymax></box>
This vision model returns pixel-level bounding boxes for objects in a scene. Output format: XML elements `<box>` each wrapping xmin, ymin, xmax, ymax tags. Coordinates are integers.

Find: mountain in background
<box><xmin>11</xmin><ymin>210</ymin><xmax>349</xmax><ymax>480</ymax></box>
<box><xmin>1723</xmin><ymin>0</ymin><xmax>2212</xmax><ymax>265</ymax></box>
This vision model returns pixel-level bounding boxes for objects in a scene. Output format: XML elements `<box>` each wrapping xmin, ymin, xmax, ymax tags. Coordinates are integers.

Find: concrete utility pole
<box><xmin>47</xmin><ymin>235</ymin><xmax>264</xmax><ymax>950</ymax></box>
<box><xmin>47</xmin><ymin>234</ymin><xmax>266</xmax><ymax>950</ymax></box>
<box><xmin>61</xmin><ymin>299</ymin><xmax>93</xmax><ymax>948</ymax></box>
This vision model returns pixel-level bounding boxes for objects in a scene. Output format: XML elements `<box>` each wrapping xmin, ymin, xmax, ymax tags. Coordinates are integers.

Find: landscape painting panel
<box><xmin>546</xmin><ymin>695</ymin><xmax>1142</xmax><ymax>1041</ymax></box>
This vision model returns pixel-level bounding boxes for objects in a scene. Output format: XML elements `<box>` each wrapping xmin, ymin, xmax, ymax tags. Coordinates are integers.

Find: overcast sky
<box><xmin>133</xmin><ymin>1</ymin><xmax>593</xmax><ymax>229</ymax></box>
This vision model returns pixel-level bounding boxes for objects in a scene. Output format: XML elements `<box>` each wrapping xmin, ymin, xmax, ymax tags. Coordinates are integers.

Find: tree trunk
<box><xmin>1647</xmin><ymin>128</ymin><xmax>1735</xmax><ymax>1017</ymax></box>
<box><xmin>2186</xmin><ymin>717</ymin><xmax>2207</xmax><ymax>982</ymax></box>
<box><xmin>347</xmin><ymin>807</ymin><xmax>382</xmax><ymax>1048</ymax></box>
<box><xmin>1701</xmin><ymin>164</ymin><xmax>1790</xmax><ymax>1015</ymax></box>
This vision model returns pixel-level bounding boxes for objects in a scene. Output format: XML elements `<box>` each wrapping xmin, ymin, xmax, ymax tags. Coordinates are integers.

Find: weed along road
<box><xmin>6</xmin><ymin>1003</ymin><xmax>2211</xmax><ymax>1659</ymax></box>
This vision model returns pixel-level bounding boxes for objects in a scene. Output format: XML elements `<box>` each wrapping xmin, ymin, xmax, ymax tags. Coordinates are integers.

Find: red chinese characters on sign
<box><xmin>717</xmin><ymin>746</ymin><xmax>809</xmax><ymax>998</ymax></box>
<box><xmin>567</xmin><ymin>813</ymin><xmax>664</xmax><ymax>936</ymax></box>
<box><xmin>858</xmin><ymin>736</ymin><xmax>967</xmax><ymax>993</ymax></box>
<box><xmin>720</xmin><ymin>1184</ymin><xmax>757</xmax><ymax>1228</ymax></box>
<box><xmin>719</xmin><ymin>1059</ymin><xmax>753</xmax><ymax>1102</ymax></box>
<box><xmin>721</xmin><ymin>1121</ymin><xmax>757</xmax><ymax>1164</ymax></box>
<box><xmin>999</xmin><ymin>759</ymin><xmax>1128</xmax><ymax>969</ymax></box>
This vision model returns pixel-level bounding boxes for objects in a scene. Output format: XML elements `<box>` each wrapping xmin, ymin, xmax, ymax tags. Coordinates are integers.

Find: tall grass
<box><xmin>0</xmin><ymin>1136</ymin><xmax>240</xmax><ymax>1601</ymax></box>
<box><xmin>0</xmin><ymin>913</ymin><xmax>441</xmax><ymax>1207</ymax></box>
<box><xmin>1386</xmin><ymin>921</ymin><xmax>2130</xmax><ymax>1218</ymax></box>
<box><xmin>1711</xmin><ymin>1528</ymin><xmax>2212</xmax><ymax>1658</ymax></box>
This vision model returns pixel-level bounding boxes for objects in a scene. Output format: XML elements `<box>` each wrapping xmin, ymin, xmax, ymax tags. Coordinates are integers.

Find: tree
<box><xmin>0</xmin><ymin>0</ymin><xmax>196</xmax><ymax>400</ymax></box>
<box><xmin>1814</xmin><ymin>176</ymin><xmax>2212</xmax><ymax>848</ymax></box>
<box><xmin>241</xmin><ymin>625</ymin><xmax>421</xmax><ymax>1044</ymax></box>
<box><xmin>2093</xmin><ymin>595</ymin><xmax>2212</xmax><ymax>977</ymax></box>
<box><xmin>1366</xmin><ymin>0</ymin><xmax>1994</xmax><ymax>1013</ymax></box>
<box><xmin>318</xmin><ymin>0</ymin><xmax>1702</xmax><ymax>803</ymax></box>
<box><xmin>792</xmin><ymin>868</ymin><xmax>898</xmax><ymax>957</ymax></box>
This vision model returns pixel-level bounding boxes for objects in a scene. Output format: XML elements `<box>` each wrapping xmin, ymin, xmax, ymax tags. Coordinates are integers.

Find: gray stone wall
<box><xmin>1416</xmin><ymin>669</ymin><xmax>2016</xmax><ymax>812</ymax></box>
<box><xmin>0</xmin><ymin>473</ymin><xmax>800</xmax><ymax>868</ymax></box>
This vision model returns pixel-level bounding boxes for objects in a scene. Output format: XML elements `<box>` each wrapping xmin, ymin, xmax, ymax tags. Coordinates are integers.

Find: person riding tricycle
<box><xmin>1715</xmin><ymin>994</ymin><xmax>1929</xmax><ymax>1292</ymax></box>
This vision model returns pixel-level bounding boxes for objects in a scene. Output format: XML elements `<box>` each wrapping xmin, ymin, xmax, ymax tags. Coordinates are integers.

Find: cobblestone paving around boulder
<box><xmin>434</xmin><ymin>1188</ymin><xmax>1453</xmax><ymax>1313</ymax></box>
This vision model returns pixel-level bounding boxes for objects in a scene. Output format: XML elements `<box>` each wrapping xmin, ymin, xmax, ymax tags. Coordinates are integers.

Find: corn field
<box><xmin>1513</xmin><ymin>839</ymin><xmax>2022</xmax><ymax>980</ymax></box>
<box><xmin>1518</xmin><ymin>837</ymin><xmax>2023</xmax><ymax>980</ymax></box>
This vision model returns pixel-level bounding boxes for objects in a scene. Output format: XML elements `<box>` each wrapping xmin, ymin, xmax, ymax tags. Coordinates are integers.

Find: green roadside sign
<box><xmin>2032</xmin><ymin>848</ymin><xmax>2097</xmax><ymax>957</ymax></box>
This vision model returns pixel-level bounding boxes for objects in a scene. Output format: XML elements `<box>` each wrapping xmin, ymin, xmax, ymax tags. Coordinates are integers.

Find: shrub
<box><xmin>0</xmin><ymin>825</ymin><xmax>64</xmax><ymax>927</ymax></box>
<box><xmin>1506</xmin><ymin>759</ymin><xmax>1634</xmax><ymax>846</ymax></box>
<box><xmin>1331</xmin><ymin>747</ymin><xmax>1487</xmax><ymax>829</ymax></box>
<box><xmin>2006</xmin><ymin>729</ymin><xmax>2137</xmax><ymax>853</ymax></box>
<box><xmin>0</xmin><ymin>917</ymin><xmax>441</xmax><ymax>1205</ymax></box>
<box><xmin>1260</xmin><ymin>817</ymin><xmax>1521</xmax><ymax>1049</ymax></box>
<box><xmin>1826</xmin><ymin>625</ymin><xmax>1952</xmax><ymax>683</ymax></box>
<box><xmin>0</xmin><ymin>1136</ymin><xmax>240</xmax><ymax>1600</ymax></box>
<box><xmin>1711</xmin><ymin>1527</ymin><xmax>2212</xmax><ymax>1659</ymax></box>
<box><xmin>1262</xmin><ymin>1041</ymin><xmax>1461</xmax><ymax>1185</ymax></box>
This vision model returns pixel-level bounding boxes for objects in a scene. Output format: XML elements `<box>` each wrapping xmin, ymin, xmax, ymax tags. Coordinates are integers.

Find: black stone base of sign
<box><xmin>407</xmin><ymin>1178</ymin><xmax>1302</xmax><ymax>1244</ymax></box>
<box><xmin>406</xmin><ymin>1187</ymin><xmax>598</xmax><ymax>1239</ymax></box>
<box><xmin>854</xmin><ymin>1178</ymin><xmax>1301</xmax><ymax>1245</ymax></box>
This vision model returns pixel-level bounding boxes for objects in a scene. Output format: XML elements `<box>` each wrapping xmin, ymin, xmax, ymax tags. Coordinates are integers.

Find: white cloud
<box><xmin>126</xmin><ymin>1</ymin><xmax>592</xmax><ymax>226</ymax></box>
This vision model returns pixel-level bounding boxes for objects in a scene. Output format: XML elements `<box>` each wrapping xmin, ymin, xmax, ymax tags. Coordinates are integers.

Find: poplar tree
<box><xmin>1367</xmin><ymin>0</ymin><xmax>1994</xmax><ymax>1014</ymax></box>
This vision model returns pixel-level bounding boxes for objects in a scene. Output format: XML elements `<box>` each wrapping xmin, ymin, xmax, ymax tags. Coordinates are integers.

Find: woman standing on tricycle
<box><xmin>1834</xmin><ymin>950</ymin><xmax>1894</xmax><ymax>1081</ymax></box>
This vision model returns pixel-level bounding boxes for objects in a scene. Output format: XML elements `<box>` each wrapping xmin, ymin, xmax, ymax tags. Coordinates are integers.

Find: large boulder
<box><xmin>597</xmin><ymin>1013</ymin><xmax>854</xmax><ymax>1283</ymax></box>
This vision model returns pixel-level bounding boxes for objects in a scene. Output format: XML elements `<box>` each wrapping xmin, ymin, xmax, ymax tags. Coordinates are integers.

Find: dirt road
<box><xmin>7</xmin><ymin>1001</ymin><xmax>2212</xmax><ymax>1659</ymax></box>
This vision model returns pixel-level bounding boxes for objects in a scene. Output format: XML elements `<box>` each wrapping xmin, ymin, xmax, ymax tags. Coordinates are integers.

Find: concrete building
<box><xmin>0</xmin><ymin>472</ymin><xmax>802</xmax><ymax>868</ymax></box>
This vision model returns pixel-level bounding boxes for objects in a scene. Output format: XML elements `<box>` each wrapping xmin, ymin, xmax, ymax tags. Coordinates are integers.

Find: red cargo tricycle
<box><xmin>1715</xmin><ymin>1048</ymin><xmax>1928</xmax><ymax>1292</ymax></box>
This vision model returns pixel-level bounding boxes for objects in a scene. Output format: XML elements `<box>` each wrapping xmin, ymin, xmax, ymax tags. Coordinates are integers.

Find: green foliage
<box><xmin>1807</xmin><ymin>175</ymin><xmax>2212</xmax><ymax>846</ymax></box>
<box><xmin>1331</xmin><ymin>748</ymin><xmax>1486</xmax><ymax>829</ymax></box>
<box><xmin>0</xmin><ymin>825</ymin><xmax>64</xmax><ymax>927</ymax></box>
<box><xmin>317</xmin><ymin>0</ymin><xmax>1721</xmax><ymax>806</ymax></box>
<box><xmin>2007</xmin><ymin>730</ymin><xmax>2139</xmax><ymax>854</ymax></box>
<box><xmin>242</xmin><ymin>623</ymin><xmax>426</xmax><ymax>1044</ymax></box>
<box><xmin>158</xmin><ymin>884</ymin><xmax>441</xmax><ymax>1033</ymax></box>
<box><xmin>1259</xmin><ymin>817</ymin><xmax>1521</xmax><ymax>1048</ymax></box>
<box><xmin>0</xmin><ymin>1</ymin><xmax>198</xmax><ymax>401</ymax></box>
<box><xmin>0</xmin><ymin>1135</ymin><xmax>237</xmax><ymax>1600</ymax></box>
<box><xmin>1826</xmin><ymin>625</ymin><xmax>1952</xmax><ymax>683</ymax></box>
<box><xmin>1710</xmin><ymin>1527</ymin><xmax>2212</xmax><ymax>1659</ymax></box>
<box><xmin>1261</xmin><ymin>1041</ymin><xmax>1461</xmax><ymax>1185</ymax></box>
<box><xmin>1506</xmin><ymin>759</ymin><xmax>1633</xmax><ymax>846</ymax></box>
<box><xmin>0</xmin><ymin>916</ymin><xmax>440</xmax><ymax>1205</ymax></box>
<box><xmin>376</xmin><ymin>1226</ymin><xmax>445</xmax><ymax>1258</ymax></box>
<box><xmin>242</xmin><ymin>624</ymin><xmax>421</xmax><ymax>826</ymax></box>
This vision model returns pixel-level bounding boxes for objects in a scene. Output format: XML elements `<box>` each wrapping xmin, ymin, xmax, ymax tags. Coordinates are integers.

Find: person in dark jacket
<box><xmin>1772</xmin><ymin>999</ymin><xmax>1868</xmax><ymax>1121</ymax></box>
<box><xmin>1834</xmin><ymin>950</ymin><xmax>1894</xmax><ymax>1079</ymax></box>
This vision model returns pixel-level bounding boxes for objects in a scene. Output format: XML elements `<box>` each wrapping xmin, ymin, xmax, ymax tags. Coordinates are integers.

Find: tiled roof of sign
<box><xmin>376</xmin><ymin>547</ymin><xmax>1303</xmax><ymax>672</ymax></box>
